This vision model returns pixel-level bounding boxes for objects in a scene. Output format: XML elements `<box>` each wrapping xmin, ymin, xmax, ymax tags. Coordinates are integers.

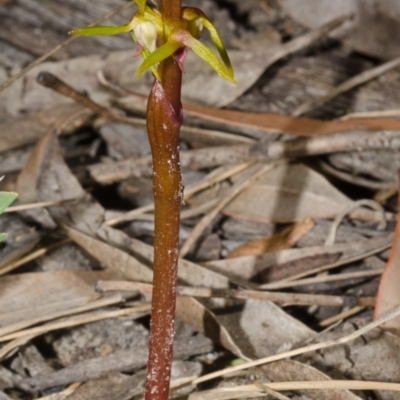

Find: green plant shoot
<box><xmin>0</xmin><ymin>191</ymin><xmax>18</xmax><ymax>241</ymax></box>
<box><xmin>70</xmin><ymin>1</ymin><xmax>235</xmax><ymax>399</ymax></box>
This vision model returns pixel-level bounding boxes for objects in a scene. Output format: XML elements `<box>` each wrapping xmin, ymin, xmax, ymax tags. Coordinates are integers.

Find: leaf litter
<box><xmin>1</xmin><ymin>0</ymin><xmax>400</xmax><ymax>399</ymax></box>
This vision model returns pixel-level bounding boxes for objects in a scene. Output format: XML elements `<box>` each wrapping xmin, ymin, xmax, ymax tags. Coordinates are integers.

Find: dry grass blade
<box><xmin>175</xmin><ymin>303</ymin><xmax>400</xmax><ymax>388</ymax></box>
<box><xmin>189</xmin><ymin>381</ymin><xmax>400</xmax><ymax>399</ymax></box>
<box><xmin>5</xmin><ymin>200</ymin><xmax>74</xmax><ymax>213</ymax></box>
<box><xmin>260</xmin><ymin>269</ymin><xmax>383</xmax><ymax>290</ymax></box>
<box><xmin>319</xmin><ymin>306</ymin><xmax>365</xmax><ymax>327</ymax></box>
<box><xmin>0</xmin><ymin>302</ymin><xmax>150</xmax><ymax>343</ymax></box>
<box><xmin>0</xmin><ymin>239</ymin><xmax>70</xmax><ymax>276</ymax></box>
<box><xmin>0</xmin><ymin>295</ymin><xmax>121</xmax><ymax>338</ymax></box>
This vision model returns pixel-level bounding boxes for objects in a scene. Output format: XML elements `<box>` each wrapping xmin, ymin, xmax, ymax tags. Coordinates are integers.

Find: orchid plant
<box><xmin>70</xmin><ymin>1</ymin><xmax>235</xmax><ymax>399</ymax></box>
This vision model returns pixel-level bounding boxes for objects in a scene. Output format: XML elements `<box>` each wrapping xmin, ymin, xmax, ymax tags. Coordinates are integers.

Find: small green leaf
<box><xmin>182</xmin><ymin>34</ymin><xmax>237</xmax><ymax>84</ymax></box>
<box><xmin>137</xmin><ymin>39</ymin><xmax>181</xmax><ymax>77</ymax></box>
<box><xmin>201</xmin><ymin>17</ymin><xmax>235</xmax><ymax>81</ymax></box>
<box><xmin>0</xmin><ymin>192</ymin><xmax>17</xmax><ymax>214</ymax></box>
<box><xmin>0</xmin><ymin>233</ymin><xmax>6</xmax><ymax>243</ymax></box>
<box><xmin>69</xmin><ymin>23</ymin><xmax>133</xmax><ymax>36</ymax></box>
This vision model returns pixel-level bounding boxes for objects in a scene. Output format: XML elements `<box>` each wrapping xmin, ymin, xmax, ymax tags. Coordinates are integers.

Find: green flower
<box><xmin>69</xmin><ymin>1</ymin><xmax>236</xmax><ymax>84</ymax></box>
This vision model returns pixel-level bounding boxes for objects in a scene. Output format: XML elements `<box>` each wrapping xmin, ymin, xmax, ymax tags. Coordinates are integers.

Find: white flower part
<box><xmin>133</xmin><ymin>20</ymin><xmax>158</xmax><ymax>52</ymax></box>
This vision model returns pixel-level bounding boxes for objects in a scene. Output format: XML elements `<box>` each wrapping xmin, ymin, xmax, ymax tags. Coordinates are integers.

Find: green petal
<box><xmin>201</xmin><ymin>17</ymin><xmax>235</xmax><ymax>81</ymax></box>
<box><xmin>182</xmin><ymin>34</ymin><xmax>237</xmax><ymax>84</ymax></box>
<box><xmin>69</xmin><ymin>23</ymin><xmax>133</xmax><ymax>36</ymax></box>
<box><xmin>137</xmin><ymin>39</ymin><xmax>181</xmax><ymax>78</ymax></box>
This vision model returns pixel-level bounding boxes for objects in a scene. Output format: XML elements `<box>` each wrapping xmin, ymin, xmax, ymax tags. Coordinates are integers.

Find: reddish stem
<box><xmin>144</xmin><ymin>1</ymin><xmax>183</xmax><ymax>399</ymax></box>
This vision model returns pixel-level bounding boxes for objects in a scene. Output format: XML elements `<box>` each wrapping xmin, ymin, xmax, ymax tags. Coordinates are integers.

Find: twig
<box><xmin>0</xmin><ymin>238</ymin><xmax>70</xmax><ymax>276</ymax></box>
<box><xmin>96</xmin><ymin>280</ymin><xmax>373</xmax><ymax>308</ymax></box>
<box><xmin>0</xmin><ymin>303</ymin><xmax>150</xmax><ymax>343</ymax></box>
<box><xmin>0</xmin><ymin>2</ymin><xmax>134</xmax><ymax>93</ymax></box>
<box><xmin>89</xmin><ymin>130</ymin><xmax>400</xmax><ymax>185</ymax></box>
<box><xmin>0</xmin><ymin>295</ymin><xmax>122</xmax><ymax>338</ymax></box>
<box><xmin>339</xmin><ymin>109</ymin><xmax>400</xmax><ymax>120</ymax></box>
<box><xmin>293</xmin><ymin>56</ymin><xmax>400</xmax><ymax>116</ymax></box>
<box><xmin>36</xmin><ymin>72</ymin><xmax>138</xmax><ymax>124</ymax></box>
<box><xmin>5</xmin><ymin>199</ymin><xmax>75</xmax><ymax>213</ymax></box>
<box><xmin>319</xmin><ymin>306</ymin><xmax>365</xmax><ymax>327</ymax></box>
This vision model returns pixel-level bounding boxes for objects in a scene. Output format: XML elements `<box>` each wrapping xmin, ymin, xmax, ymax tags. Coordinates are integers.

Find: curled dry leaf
<box><xmin>227</xmin><ymin>217</ymin><xmax>314</xmax><ymax>258</ymax></box>
<box><xmin>374</xmin><ymin>183</ymin><xmax>400</xmax><ymax>334</ymax></box>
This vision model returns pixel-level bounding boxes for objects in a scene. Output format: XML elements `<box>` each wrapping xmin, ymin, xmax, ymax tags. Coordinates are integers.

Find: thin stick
<box><xmin>5</xmin><ymin>199</ymin><xmax>73</xmax><ymax>213</ymax></box>
<box><xmin>0</xmin><ymin>238</ymin><xmax>70</xmax><ymax>276</ymax></box>
<box><xmin>0</xmin><ymin>303</ymin><xmax>150</xmax><ymax>342</ymax></box>
<box><xmin>96</xmin><ymin>280</ymin><xmax>374</xmax><ymax>308</ymax></box>
<box><xmin>0</xmin><ymin>1</ymin><xmax>134</xmax><ymax>93</ymax></box>
<box><xmin>319</xmin><ymin>306</ymin><xmax>365</xmax><ymax>327</ymax></box>
<box><xmin>339</xmin><ymin>109</ymin><xmax>400</xmax><ymax>120</ymax></box>
<box><xmin>293</xmin><ymin>55</ymin><xmax>400</xmax><ymax>116</ymax></box>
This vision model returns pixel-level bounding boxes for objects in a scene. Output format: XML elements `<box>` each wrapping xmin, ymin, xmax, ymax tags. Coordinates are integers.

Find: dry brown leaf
<box><xmin>205</xmin><ymin>234</ymin><xmax>393</xmax><ymax>282</ymax></box>
<box><xmin>182</xmin><ymin>102</ymin><xmax>400</xmax><ymax>137</ymax></box>
<box><xmin>0</xmin><ymin>270</ymin><xmax>115</xmax><ymax>332</ymax></box>
<box><xmin>227</xmin><ymin>217</ymin><xmax>314</xmax><ymax>258</ymax></box>
<box><xmin>374</xmin><ymin>190</ymin><xmax>400</xmax><ymax>333</ymax></box>
<box><xmin>0</xmin><ymin>104</ymin><xmax>90</xmax><ymax>153</ymax></box>
<box><xmin>215</xmin><ymin>299</ymin><xmax>316</xmax><ymax>359</ymax></box>
<box><xmin>279</xmin><ymin>0</ymin><xmax>400</xmax><ymax>60</ymax></box>
<box><xmin>191</xmin><ymin>163</ymin><xmax>354</xmax><ymax>224</ymax></box>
